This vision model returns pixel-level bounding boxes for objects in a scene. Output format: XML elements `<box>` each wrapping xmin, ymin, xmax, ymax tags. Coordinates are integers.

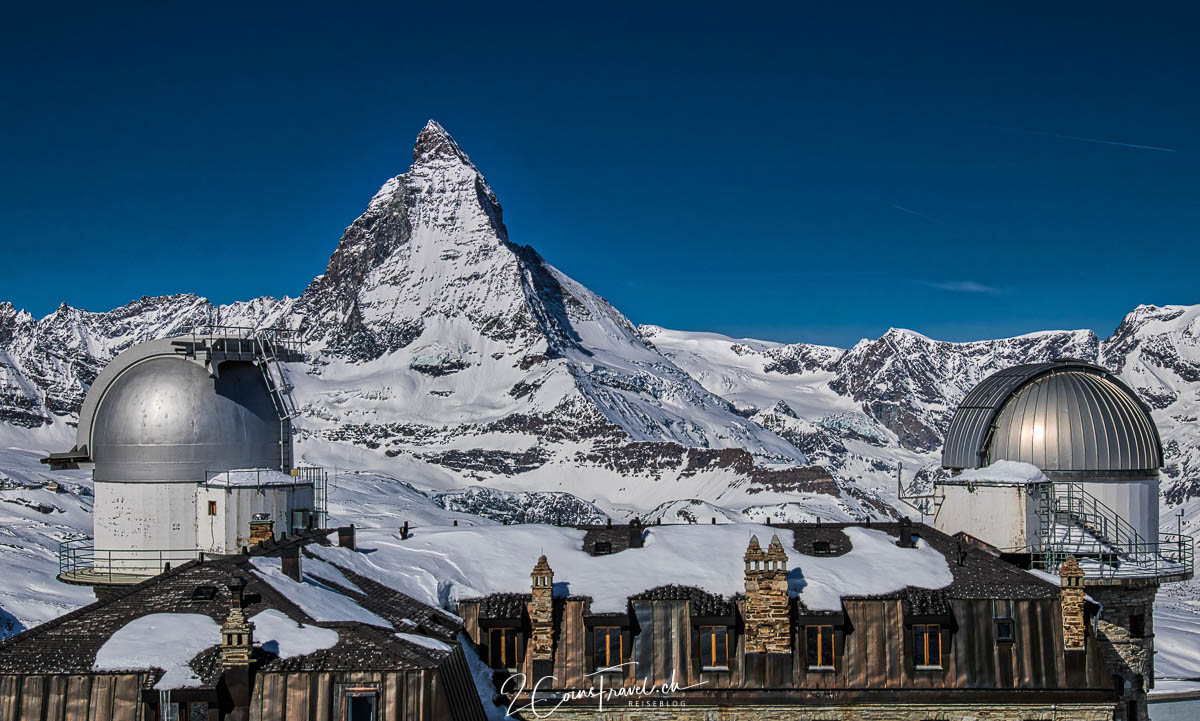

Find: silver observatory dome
<box><xmin>942</xmin><ymin>360</ymin><xmax>1162</xmax><ymax>476</ymax></box>
<box><xmin>54</xmin><ymin>337</ymin><xmax>289</xmax><ymax>481</ymax></box>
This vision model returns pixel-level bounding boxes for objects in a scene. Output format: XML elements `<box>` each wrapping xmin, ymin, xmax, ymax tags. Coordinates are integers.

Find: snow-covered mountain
<box><xmin>1</xmin><ymin>121</ymin><xmax>1197</xmax><ymax>535</ymax></box>
<box><xmin>0</xmin><ymin>122</ymin><xmax>885</xmax><ymax>526</ymax></box>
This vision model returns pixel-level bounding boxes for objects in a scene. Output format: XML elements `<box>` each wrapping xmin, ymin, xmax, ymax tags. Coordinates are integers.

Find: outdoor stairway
<box><xmin>1034</xmin><ymin>482</ymin><xmax>1193</xmax><ymax>581</ymax></box>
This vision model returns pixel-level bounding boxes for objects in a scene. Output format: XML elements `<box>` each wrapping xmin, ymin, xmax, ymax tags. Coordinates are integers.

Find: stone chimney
<box><xmin>220</xmin><ymin>577</ymin><xmax>255</xmax><ymax>667</ymax></box>
<box><xmin>1060</xmin><ymin>555</ymin><xmax>1087</xmax><ymax>652</ymax></box>
<box><xmin>219</xmin><ymin>577</ymin><xmax>255</xmax><ymax>721</ymax></box>
<box><xmin>744</xmin><ymin>534</ymin><xmax>791</xmax><ymax>654</ymax></box>
<box><xmin>338</xmin><ymin>525</ymin><xmax>356</xmax><ymax>549</ymax></box>
<box><xmin>529</xmin><ymin>555</ymin><xmax>554</xmax><ymax>663</ymax></box>
<box><xmin>248</xmin><ymin>514</ymin><xmax>273</xmax><ymax>546</ymax></box>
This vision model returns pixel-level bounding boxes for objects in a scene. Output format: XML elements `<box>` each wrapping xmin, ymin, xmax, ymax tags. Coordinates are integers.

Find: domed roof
<box><xmin>942</xmin><ymin>361</ymin><xmax>1162</xmax><ymax>475</ymax></box>
<box><xmin>89</xmin><ymin>354</ymin><xmax>283</xmax><ymax>482</ymax></box>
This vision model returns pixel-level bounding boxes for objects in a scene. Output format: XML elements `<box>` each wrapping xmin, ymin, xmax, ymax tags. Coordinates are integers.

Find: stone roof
<box><xmin>630</xmin><ymin>585</ymin><xmax>736</xmax><ymax>616</ymax></box>
<box><xmin>0</xmin><ymin>530</ymin><xmax>460</xmax><ymax>685</ymax></box>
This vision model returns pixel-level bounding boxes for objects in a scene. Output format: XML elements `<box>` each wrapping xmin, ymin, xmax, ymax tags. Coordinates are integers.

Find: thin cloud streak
<box><xmin>970</xmin><ymin>124</ymin><xmax>1176</xmax><ymax>153</ymax></box>
<box><xmin>919</xmin><ymin>280</ymin><xmax>1006</xmax><ymax>294</ymax></box>
<box><xmin>892</xmin><ymin>204</ymin><xmax>944</xmax><ymax>224</ymax></box>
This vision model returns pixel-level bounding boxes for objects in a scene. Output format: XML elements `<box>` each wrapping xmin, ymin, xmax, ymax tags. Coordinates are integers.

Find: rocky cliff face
<box><xmin>1</xmin><ymin>122</ymin><xmax>1196</xmax><ymax>530</ymax></box>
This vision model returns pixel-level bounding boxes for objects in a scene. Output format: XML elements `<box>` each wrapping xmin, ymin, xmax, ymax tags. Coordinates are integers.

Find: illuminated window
<box><xmin>207</xmin><ymin>500</ymin><xmax>217</xmax><ymax>516</ymax></box>
<box><xmin>913</xmin><ymin>624</ymin><xmax>942</xmax><ymax>669</ymax></box>
<box><xmin>489</xmin><ymin>628</ymin><xmax>520</xmax><ymax>670</ymax></box>
<box><xmin>699</xmin><ymin>626</ymin><xmax>729</xmax><ymax>670</ymax></box>
<box><xmin>805</xmin><ymin>625</ymin><xmax>835</xmax><ymax>668</ymax></box>
<box><xmin>593</xmin><ymin>626</ymin><xmax>625</xmax><ymax>670</ymax></box>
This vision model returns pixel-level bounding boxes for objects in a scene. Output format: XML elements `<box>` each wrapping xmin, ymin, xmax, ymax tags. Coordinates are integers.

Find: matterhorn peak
<box><xmin>412</xmin><ymin>119</ymin><xmax>475</xmax><ymax>168</ymax></box>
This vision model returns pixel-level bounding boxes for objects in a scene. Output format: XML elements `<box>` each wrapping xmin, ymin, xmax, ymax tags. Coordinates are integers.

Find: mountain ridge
<box><xmin>0</xmin><ymin>123</ymin><xmax>1196</xmax><ymax>536</ymax></box>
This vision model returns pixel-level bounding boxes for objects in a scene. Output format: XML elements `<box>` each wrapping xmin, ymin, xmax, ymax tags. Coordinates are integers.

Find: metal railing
<box><xmin>174</xmin><ymin>325</ymin><xmax>304</xmax><ymax>470</ymax></box>
<box><xmin>200</xmin><ymin>466</ymin><xmax>328</xmax><ymax>529</ymax></box>
<box><xmin>1031</xmin><ymin>482</ymin><xmax>1194</xmax><ymax>581</ymax></box>
<box><xmin>1033</xmin><ymin>532</ymin><xmax>1194</xmax><ymax>581</ymax></box>
<box><xmin>58</xmin><ymin>536</ymin><xmax>199</xmax><ymax>584</ymax></box>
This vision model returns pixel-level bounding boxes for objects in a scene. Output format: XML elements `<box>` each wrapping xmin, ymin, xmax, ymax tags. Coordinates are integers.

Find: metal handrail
<box><xmin>58</xmin><ymin>536</ymin><xmax>199</xmax><ymax>584</ymax></box>
<box><xmin>1034</xmin><ymin>532</ymin><xmax>1193</xmax><ymax>580</ymax></box>
<box><xmin>1030</xmin><ymin>482</ymin><xmax>1195</xmax><ymax>581</ymax></box>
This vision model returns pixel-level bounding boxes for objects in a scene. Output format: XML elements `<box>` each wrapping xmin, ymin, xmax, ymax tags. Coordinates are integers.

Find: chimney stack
<box><xmin>898</xmin><ymin>517</ymin><xmax>914</xmax><ymax>548</ymax></box>
<box><xmin>248</xmin><ymin>514</ymin><xmax>273</xmax><ymax>546</ymax></box>
<box><xmin>338</xmin><ymin>525</ymin><xmax>356</xmax><ymax>549</ymax></box>
<box><xmin>219</xmin><ymin>577</ymin><xmax>255</xmax><ymax>721</ymax></box>
<box><xmin>743</xmin><ymin>534</ymin><xmax>791</xmax><ymax>654</ymax></box>
<box><xmin>529</xmin><ymin>556</ymin><xmax>555</xmax><ymax>664</ymax></box>
<box><xmin>280</xmin><ymin>546</ymin><xmax>302</xmax><ymax>583</ymax></box>
<box><xmin>220</xmin><ymin>577</ymin><xmax>255</xmax><ymax>668</ymax></box>
<box><xmin>1060</xmin><ymin>556</ymin><xmax>1087</xmax><ymax>652</ymax></box>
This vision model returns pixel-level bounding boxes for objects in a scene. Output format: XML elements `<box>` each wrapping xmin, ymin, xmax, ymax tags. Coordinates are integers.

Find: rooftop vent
<box><xmin>191</xmin><ymin>585</ymin><xmax>218</xmax><ymax>603</ymax></box>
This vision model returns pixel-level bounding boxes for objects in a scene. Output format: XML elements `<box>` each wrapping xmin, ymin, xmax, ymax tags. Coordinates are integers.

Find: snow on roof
<box><xmin>249</xmin><ymin>557</ymin><xmax>392</xmax><ymax>628</ymax></box>
<box><xmin>93</xmin><ymin>613</ymin><xmax>219</xmax><ymax>690</ymax></box>
<box><xmin>312</xmin><ymin>523</ymin><xmax>954</xmax><ymax>613</ymax></box>
<box><xmin>302</xmin><ymin>555</ymin><xmax>365</xmax><ymax>594</ymax></box>
<box><xmin>953</xmin><ymin>460</ymin><xmax>1047</xmax><ymax>485</ymax></box>
<box><xmin>205</xmin><ymin>468</ymin><xmax>302</xmax><ymax>487</ymax></box>
<box><xmin>396</xmin><ymin>632</ymin><xmax>453</xmax><ymax>652</ymax></box>
<box><xmin>250</xmin><ymin>609</ymin><xmax>339</xmax><ymax>659</ymax></box>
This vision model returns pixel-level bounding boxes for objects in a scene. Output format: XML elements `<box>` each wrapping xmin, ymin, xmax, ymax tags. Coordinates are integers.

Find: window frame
<box><xmin>488</xmin><ymin>627</ymin><xmax>521</xmax><ymax>671</ymax></box>
<box><xmin>992</xmin><ymin>599</ymin><xmax>1015</xmax><ymax>644</ymax></box>
<box><xmin>698</xmin><ymin>625</ymin><xmax>730</xmax><ymax>671</ymax></box>
<box><xmin>591</xmin><ymin>625</ymin><xmax>626</xmax><ymax>672</ymax></box>
<box><xmin>804</xmin><ymin>624</ymin><xmax>836</xmax><ymax>670</ymax></box>
<box><xmin>338</xmin><ymin>684</ymin><xmax>381</xmax><ymax>721</ymax></box>
<box><xmin>913</xmin><ymin>623</ymin><xmax>943</xmax><ymax>670</ymax></box>
<box><xmin>207</xmin><ymin>500</ymin><xmax>217</xmax><ymax>516</ymax></box>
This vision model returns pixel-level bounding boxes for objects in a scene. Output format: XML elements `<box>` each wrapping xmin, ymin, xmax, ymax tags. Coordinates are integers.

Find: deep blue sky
<box><xmin>2</xmin><ymin>2</ymin><xmax>1196</xmax><ymax>347</ymax></box>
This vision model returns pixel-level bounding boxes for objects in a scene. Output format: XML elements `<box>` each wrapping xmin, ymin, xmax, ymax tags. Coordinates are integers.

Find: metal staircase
<box><xmin>252</xmin><ymin>336</ymin><xmax>301</xmax><ymax>471</ymax></box>
<box><xmin>1032</xmin><ymin>482</ymin><xmax>1193</xmax><ymax>581</ymax></box>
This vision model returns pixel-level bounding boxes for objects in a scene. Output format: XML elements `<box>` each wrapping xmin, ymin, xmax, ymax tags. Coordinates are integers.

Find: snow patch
<box><xmin>250</xmin><ymin>609</ymin><xmax>339</xmax><ymax>659</ymax></box>
<box><xmin>249</xmin><ymin>557</ymin><xmax>391</xmax><ymax>628</ymax></box>
<box><xmin>93</xmin><ymin>613</ymin><xmax>219</xmax><ymax>690</ymax></box>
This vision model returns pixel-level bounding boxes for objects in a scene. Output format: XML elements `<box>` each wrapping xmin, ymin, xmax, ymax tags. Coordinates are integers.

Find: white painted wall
<box><xmin>933</xmin><ymin>482</ymin><xmax>1042</xmax><ymax>550</ymax></box>
<box><xmin>93</xmin><ymin>481</ymin><xmax>199</xmax><ymax>574</ymax></box>
<box><xmin>195</xmin><ymin>484</ymin><xmax>315</xmax><ymax>555</ymax></box>
<box><xmin>1076</xmin><ymin>477</ymin><xmax>1160</xmax><ymax>542</ymax></box>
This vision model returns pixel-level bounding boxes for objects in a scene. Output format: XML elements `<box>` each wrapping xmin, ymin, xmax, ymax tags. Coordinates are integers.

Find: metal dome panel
<box><xmin>90</xmin><ymin>356</ymin><xmax>284</xmax><ymax>482</ymax></box>
<box><xmin>941</xmin><ymin>361</ymin><xmax>1162</xmax><ymax>473</ymax></box>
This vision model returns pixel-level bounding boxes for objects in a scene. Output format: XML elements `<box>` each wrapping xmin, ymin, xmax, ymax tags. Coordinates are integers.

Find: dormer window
<box><xmin>489</xmin><ymin>628</ymin><xmax>520</xmax><ymax>670</ymax></box>
<box><xmin>913</xmin><ymin>624</ymin><xmax>943</xmax><ymax>669</ymax></box>
<box><xmin>592</xmin><ymin>626</ymin><xmax>627</xmax><ymax>671</ymax></box>
<box><xmin>699</xmin><ymin>626</ymin><xmax>729</xmax><ymax>670</ymax></box>
<box><xmin>993</xmin><ymin>599</ymin><xmax>1015</xmax><ymax>643</ymax></box>
<box><xmin>805</xmin><ymin>625</ymin><xmax>835</xmax><ymax>669</ymax></box>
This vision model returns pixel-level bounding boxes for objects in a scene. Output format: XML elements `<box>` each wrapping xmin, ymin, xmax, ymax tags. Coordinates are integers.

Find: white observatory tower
<box><xmin>45</xmin><ymin>327</ymin><xmax>325</xmax><ymax>595</ymax></box>
<box><xmin>930</xmin><ymin>360</ymin><xmax>1192</xmax><ymax>721</ymax></box>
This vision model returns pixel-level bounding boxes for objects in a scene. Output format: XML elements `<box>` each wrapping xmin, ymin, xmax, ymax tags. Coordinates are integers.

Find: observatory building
<box><xmin>920</xmin><ymin>359</ymin><xmax>1193</xmax><ymax>721</ymax></box>
<box><xmin>44</xmin><ymin>327</ymin><xmax>326</xmax><ymax>594</ymax></box>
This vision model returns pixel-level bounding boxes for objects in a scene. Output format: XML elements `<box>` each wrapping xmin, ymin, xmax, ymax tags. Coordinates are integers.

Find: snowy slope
<box><xmin>0</xmin><ymin>120</ymin><xmax>1197</xmax><ymax>687</ymax></box>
